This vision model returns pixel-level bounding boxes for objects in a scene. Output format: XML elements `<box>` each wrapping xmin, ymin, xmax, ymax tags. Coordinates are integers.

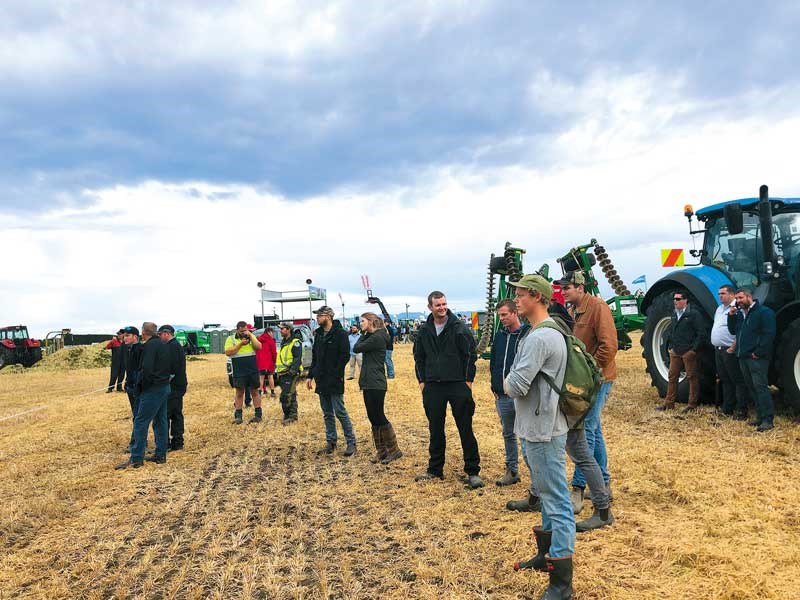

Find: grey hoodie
<box><xmin>503</xmin><ymin>318</ymin><xmax>568</xmax><ymax>443</ymax></box>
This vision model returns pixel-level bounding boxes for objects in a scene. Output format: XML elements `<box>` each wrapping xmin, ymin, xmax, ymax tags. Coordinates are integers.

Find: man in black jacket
<box><xmin>657</xmin><ymin>290</ymin><xmax>705</xmax><ymax>411</ymax></box>
<box><xmin>158</xmin><ymin>324</ymin><xmax>187</xmax><ymax>451</ymax></box>
<box><xmin>121</xmin><ymin>325</ymin><xmax>143</xmax><ymax>453</ymax></box>
<box><xmin>307</xmin><ymin>306</ymin><xmax>356</xmax><ymax>456</ymax></box>
<box><xmin>116</xmin><ymin>322</ymin><xmax>172</xmax><ymax>469</ymax></box>
<box><xmin>413</xmin><ymin>291</ymin><xmax>482</xmax><ymax>488</ymax></box>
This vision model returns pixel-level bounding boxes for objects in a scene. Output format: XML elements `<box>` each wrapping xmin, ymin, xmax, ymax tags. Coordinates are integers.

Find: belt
<box><xmin>714</xmin><ymin>346</ymin><xmax>730</xmax><ymax>351</ymax></box>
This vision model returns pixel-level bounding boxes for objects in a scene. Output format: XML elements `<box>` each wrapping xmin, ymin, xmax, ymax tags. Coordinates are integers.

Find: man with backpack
<box><xmin>557</xmin><ymin>271</ymin><xmax>616</xmax><ymax>526</ymax></box>
<box><xmin>503</xmin><ymin>274</ymin><xmax>574</xmax><ymax>598</ymax></box>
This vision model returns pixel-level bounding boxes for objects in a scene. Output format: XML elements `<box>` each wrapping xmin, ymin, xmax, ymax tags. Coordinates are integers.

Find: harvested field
<box><xmin>1</xmin><ymin>336</ymin><xmax>799</xmax><ymax>599</ymax></box>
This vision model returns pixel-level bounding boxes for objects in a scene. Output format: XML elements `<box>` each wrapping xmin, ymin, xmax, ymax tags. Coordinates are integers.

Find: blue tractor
<box><xmin>641</xmin><ymin>185</ymin><xmax>800</xmax><ymax>407</ymax></box>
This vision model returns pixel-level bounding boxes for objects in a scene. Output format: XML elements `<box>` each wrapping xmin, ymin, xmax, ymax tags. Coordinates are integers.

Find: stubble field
<box><xmin>1</xmin><ymin>338</ymin><xmax>799</xmax><ymax>599</ymax></box>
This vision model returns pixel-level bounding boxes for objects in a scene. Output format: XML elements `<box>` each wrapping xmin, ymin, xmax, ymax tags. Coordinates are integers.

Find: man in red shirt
<box><xmin>105</xmin><ymin>329</ymin><xmax>125</xmax><ymax>393</ymax></box>
<box><xmin>256</xmin><ymin>328</ymin><xmax>277</xmax><ymax>397</ymax></box>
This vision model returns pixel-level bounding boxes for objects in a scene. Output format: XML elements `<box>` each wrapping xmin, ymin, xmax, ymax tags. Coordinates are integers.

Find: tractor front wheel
<box><xmin>641</xmin><ymin>289</ymin><xmax>715</xmax><ymax>403</ymax></box>
<box><xmin>778</xmin><ymin>319</ymin><xmax>800</xmax><ymax>410</ymax></box>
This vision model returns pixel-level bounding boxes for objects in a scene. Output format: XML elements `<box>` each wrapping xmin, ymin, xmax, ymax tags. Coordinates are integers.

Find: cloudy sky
<box><xmin>3</xmin><ymin>1</ymin><xmax>800</xmax><ymax>336</ymax></box>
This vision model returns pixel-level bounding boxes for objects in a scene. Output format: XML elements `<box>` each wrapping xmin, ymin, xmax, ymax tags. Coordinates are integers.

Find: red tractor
<box><xmin>0</xmin><ymin>325</ymin><xmax>43</xmax><ymax>369</ymax></box>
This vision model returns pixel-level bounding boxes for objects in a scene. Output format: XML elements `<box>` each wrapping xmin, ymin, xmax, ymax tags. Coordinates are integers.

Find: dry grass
<box><xmin>1</xmin><ymin>335</ymin><xmax>799</xmax><ymax>599</ymax></box>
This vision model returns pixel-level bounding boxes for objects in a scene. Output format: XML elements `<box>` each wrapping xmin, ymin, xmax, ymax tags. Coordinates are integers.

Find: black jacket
<box><xmin>727</xmin><ymin>300</ymin><xmax>776</xmax><ymax>360</ymax></box>
<box><xmin>353</xmin><ymin>329</ymin><xmax>389</xmax><ymax>391</ymax></box>
<box><xmin>165</xmin><ymin>337</ymin><xmax>187</xmax><ymax>394</ymax></box>
<box><xmin>141</xmin><ymin>336</ymin><xmax>172</xmax><ymax>391</ymax></box>
<box><xmin>123</xmin><ymin>342</ymin><xmax>143</xmax><ymax>392</ymax></box>
<box><xmin>667</xmin><ymin>306</ymin><xmax>704</xmax><ymax>354</ymax></box>
<box><xmin>308</xmin><ymin>321</ymin><xmax>350</xmax><ymax>394</ymax></box>
<box><xmin>413</xmin><ymin>310</ymin><xmax>477</xmax><ymax>383</ymax></box>
<box><xmin>489</xmin><ymin>323</ymin><xmax>531</xmax><ymax>395</ymax></box>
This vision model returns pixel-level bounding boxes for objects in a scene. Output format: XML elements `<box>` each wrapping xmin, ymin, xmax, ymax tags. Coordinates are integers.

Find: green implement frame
<box><xmin>175</xmin><ymin>329</ymin><xmax>211</xmax><ymax>355</ymax></box>
<box><xmin>556</xmin><ymin>239</ymin><xmax>645</xmax><ymax>350</ymax></box>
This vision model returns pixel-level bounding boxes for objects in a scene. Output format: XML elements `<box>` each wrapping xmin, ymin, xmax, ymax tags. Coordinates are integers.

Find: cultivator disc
<box><xmin>594</xmin><ymin>244</ymin><xmax>631</xmax><ymax>296</ymax></box>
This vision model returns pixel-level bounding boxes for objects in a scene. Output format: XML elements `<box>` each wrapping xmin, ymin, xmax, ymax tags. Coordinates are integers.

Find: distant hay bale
<box><xmin>0</xmin><ymin>364</ymin><xmax>26</xmax><ymax>374</ymax></box>
<box><xmin>33</xmin><ymin>344</ymin><xmax>112</xmax><ymax>371</ymax></box>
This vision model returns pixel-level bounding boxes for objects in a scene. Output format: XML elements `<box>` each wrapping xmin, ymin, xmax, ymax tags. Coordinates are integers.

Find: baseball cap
<box><xmin>555</xmin><ymin>271</ymin><xmax>586</xmax><ymax>287</ymax></box>
<box><xmin>279</xmin><ymin>322</ymin><xmax>294</xmax><ymax>331</ymax></box>
<box><xmin>245</xmin><ymin>323</ymin><xmax>255</xmax><ymax>331</ymax></box>
<box><xmin>312</xmin><ymin>305</ymin><xmax>335</xmax><ymax>317</ymax></box>
<box><xmin>157</xmin><ymin>324</ymin><xmax>175</xmax><ymax>334</ymax></box>
<box><xmin>506</xmin><ymin>274</ymin><xmax>553</xmax><ymax>301</ymax></box>
<box><xmin>123</xmin><ymin>325</ymin><xmax>140</xmax><ymax>336</ymax></box>
<box><xmin>116</xmin><ymin>328</ymin><xmax>125</xmax><ymax>334</ymax></box>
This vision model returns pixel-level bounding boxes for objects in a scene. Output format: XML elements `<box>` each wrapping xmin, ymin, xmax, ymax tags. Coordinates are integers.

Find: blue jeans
<box><xmin>126</xmin><ymin>389</ymin><xmax>141</xmax><ymax>448</ymax></box>
<box><xmin>739</xmin><ymin>358</ymin><xmax>773</xmax><ymax>424</ymax></box>
<box><xmin>572</xmin><ymin>381</ymin><xmax>612</xmax><ymax>489</ymax></box>
<box><xmin>385</xmin><ymin>350</ymin><xmax>395</xmax><ymax>378</ymax></box>
<box><xmin>130</xmin><ymin>384</ymin><xmax>169</xmax><ymax>462</ymax></box>
<box><xmin>319</xmin><ymin>393</ymin><xmax>356</xmax><ymax>445</ymax></box>
<box><xmin>521</xmin><ymin>434</ymin><xmax>575</xmax><ymax>557</ymax></box>
<box><xmin>495</xmin><ymin>395</ymin><xmax>519</xmax><ymax>473</ymax></box>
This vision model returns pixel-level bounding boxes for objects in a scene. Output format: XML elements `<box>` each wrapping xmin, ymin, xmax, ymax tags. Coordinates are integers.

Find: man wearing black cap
<box><xmin>117</xmin><ymin>322</ymin><xmax>172</xmax><ymax>469</ymax></box>
<box><xmin>158</xmin><ymin>325</ymin><xmax>187</xmax><ymax>451</ymax></box>
<box><xmin>105</xmin><ymin>329</ymin><xmax>126</xmax><ymax>392</ymax></box>
<box><xmin>307</xmin><ymin>306</ymin><xmax>356</xmax><ymax>456</ymax></box>
<box><xmin>121</xmin><ymin>325</ymin><xmax>143</xmax><ymax>453</ymax></box>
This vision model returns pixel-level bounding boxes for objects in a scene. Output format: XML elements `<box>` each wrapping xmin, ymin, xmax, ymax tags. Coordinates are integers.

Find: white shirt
<box><xmin>710</xmin><ymin>302</ymin><xmax>736</xmax><ymax>348</ymax></box>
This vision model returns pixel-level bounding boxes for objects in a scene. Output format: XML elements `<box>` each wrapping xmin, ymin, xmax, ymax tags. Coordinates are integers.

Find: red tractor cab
<box><xmin>0</xmin><ymin>325</ymin><xmax>43</xmax><ymax>369</ymax></box>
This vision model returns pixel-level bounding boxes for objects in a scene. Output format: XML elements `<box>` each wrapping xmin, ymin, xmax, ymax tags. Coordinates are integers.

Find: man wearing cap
<box><xmin>347</xmin><ymin>324</ymin><xmax>362</xmax><ymax>380</ymax></box>
<box><xmin>105</xmin><ymin>329</ymin><xmax>126</xmax><ymax>393</ymax></box>
<box><xmin>307</xmin><ymin>306</ymin><xmax>356</xmax><ymax>456</ymax></box>
<box><xmin>413</xmin><ymin>291</ymin><xmax>482</xmax><ymax>488</ymax></box>
<box><xmin>121</xmin><ymin>325</ymin><xmax>143</xmax><ymax>453</ymax></box>
<box><xmin>275</xmin><ymin>323</ymin><xmax>303</xmax><ymax>424</ymax></box>
<box><xmin>116</xmin><ymin>322</ymin><xmax>172</xmax><ymax>469</ymax></box>
<box><xmin>503</xmin><ymin>275</ymin><xmax>574</xmax><ymax>597</ymax></box>
<box><xmin>158</xmin><ymin>325</ymin><xmax>187</xmax><ymax>451</ymax></box>
<box><xmin>558</xmin><ymin>271</ymin><xmax>617</xmax><ymax>523</ymax></box>
<box><xmin>225</xmin><ymin>321</ymin><xmax>263</xmax><ymax>424</ymax></box>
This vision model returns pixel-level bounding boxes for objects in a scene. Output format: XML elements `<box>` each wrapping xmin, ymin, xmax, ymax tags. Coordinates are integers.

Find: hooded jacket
<box><xmin>353</xmin><ymin>328</ymin><xmax>389</xmax><ymax>391</ymax></box>
<box><xmin>308</xmin><ymin>320</ymin><xmax>350</xmax><ymax>394</ymax></box>
<box><xmin>413</xmin><ymin>310</ymin><xmax>477</xmax><ymax>383</ymax></box>
<box><xmin>489</xmin><ymin>322</ymin><xmax>531</xmax><ymax>395</ymax></box>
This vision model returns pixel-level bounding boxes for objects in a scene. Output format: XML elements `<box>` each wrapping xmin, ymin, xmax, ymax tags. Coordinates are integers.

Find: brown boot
<box><xmin>380</xmin><ymin>424</ymin><xmax>403</xmax><ymax>464</ymax></box>
<box><xmin>656</xmin><ymin>401</ymin><xmax>674</xmax><ymax>411</ymax></box>
<box><xmin>370</xmin><ymin>426</ymin><xmax>387</xmax><ymax>463</ymax></box>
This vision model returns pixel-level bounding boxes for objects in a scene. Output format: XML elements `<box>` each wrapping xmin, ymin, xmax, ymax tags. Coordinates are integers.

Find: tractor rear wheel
<box><xmin>778</xmin><ymin>319</ymin><xmax>800</xmax><ymax>409</ymax></box>
<box><xmin>641</xmin><ymin>289</ymin><xmax>715</xmax><ymax>403</ymax></box>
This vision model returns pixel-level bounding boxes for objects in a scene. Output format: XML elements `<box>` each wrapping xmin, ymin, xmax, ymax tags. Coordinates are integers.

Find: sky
<box><xmin>3</xmin><ymin>1</ymin><xmax>800</xmax><ymax>336</ymax></box>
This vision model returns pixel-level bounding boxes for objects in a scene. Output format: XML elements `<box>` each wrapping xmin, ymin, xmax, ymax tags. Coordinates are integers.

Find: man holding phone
<box><xmin>225</xmin><ymin>321</ymin><xmax>263</xmax><ymax>424</ymax></box>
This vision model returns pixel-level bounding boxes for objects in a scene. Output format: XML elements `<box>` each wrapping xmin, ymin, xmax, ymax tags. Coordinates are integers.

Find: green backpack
<box><xmin>531</xmin><ymin>320</ymin><xmax>604</xmax><ymax>429</ymax></box>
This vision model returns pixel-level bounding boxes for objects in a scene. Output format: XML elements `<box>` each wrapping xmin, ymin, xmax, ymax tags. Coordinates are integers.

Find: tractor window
<box><xmin>774</xmin><ymin>211</ymin><xmax>800</xmax><ymax>291</ymax></box>
<box><xmin>705</xmin><ymin>213</ymin><xmax>762</xmax><ymax>289</ymax></box>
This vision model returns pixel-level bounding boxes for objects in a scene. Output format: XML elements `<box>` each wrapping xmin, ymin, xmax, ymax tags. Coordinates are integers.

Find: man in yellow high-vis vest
<box><xmin>275</xmin><ymin>323</ymin><xmax>303</xmax><ymax>424</ymax></box>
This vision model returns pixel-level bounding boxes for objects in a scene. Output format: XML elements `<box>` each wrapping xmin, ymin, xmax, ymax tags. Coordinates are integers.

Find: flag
<box><xmin>661</xmin><ymin>249</ymin><xmax>684</xmax><ymax>267</ymax></box>
<box><xmin>338</xmin><ymin>292</ymin><xmax>343</xmax><ymax>304</ymax></box>
<box><xmin>632</xmin><ymin>275</ymin><xmax>646</xmax><ymax>285</ymax></box>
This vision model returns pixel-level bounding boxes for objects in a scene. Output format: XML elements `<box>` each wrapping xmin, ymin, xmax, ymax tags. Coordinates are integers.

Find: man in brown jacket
<box><xmin>558</xmin><ymin>271</ymin><xmax>617</xmax><ymax>515</ymax></box>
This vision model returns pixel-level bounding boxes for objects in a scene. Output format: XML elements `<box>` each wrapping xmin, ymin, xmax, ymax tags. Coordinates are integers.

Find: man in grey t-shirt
<box><xmin>504</xmin><ymin>274</ymin><xmax>574</xmax><ymax>597</ymax></box>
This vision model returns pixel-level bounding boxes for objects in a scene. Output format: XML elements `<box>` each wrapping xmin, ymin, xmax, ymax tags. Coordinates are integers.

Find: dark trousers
<box><xmin>362</xmin><ymin>389</ymin><xmax>389</xmax><ymax>426</ymax></box>
<box><xmin>278</xmin><ymin>373</ymin><xmax>300</xmax><ymax>419</ymax></box>
<box><xmin>422</xmin><ymin>382</ymin><xmax>480</xmax><ymax>476</ymax></box>
<box><xmin>739</xmin><ymin>357</ymin><xmax>774</xmax><ymax>424</ymax></box>
<box><xmin>126</xmin><ymin>389</ymin><xmax>141</xmax><ymax>448</ymax></box>
<box><xmin>715</xmin><ymin>348</ymin><xmax>748</xmax><ymax>415</ymax></box>
<box><xmin>168</xmin><ymin>390</ymin><xmax>185</xmax><ymax>446</ymax></box>
<box><xmin>108</xmin><ymin>358</ymin><xmax>125</xmax><ymax>390</ymax></box>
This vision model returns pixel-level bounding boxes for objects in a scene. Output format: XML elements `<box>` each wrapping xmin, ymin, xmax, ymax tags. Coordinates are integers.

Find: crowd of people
<box><xmin>102</xmin><ymin>274</ymin><xmax>783</xmax><ymax>599</ymax></box>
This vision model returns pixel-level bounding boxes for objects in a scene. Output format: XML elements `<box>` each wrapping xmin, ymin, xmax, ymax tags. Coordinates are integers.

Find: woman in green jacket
<box><xmin>353</xmin><ymin>312</ymin><xmax>403</xmax><ymax>464</ymax></box>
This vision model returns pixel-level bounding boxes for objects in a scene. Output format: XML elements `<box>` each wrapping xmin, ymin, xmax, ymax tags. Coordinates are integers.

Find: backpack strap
<box><xmin>529</xmin><ymin>321</ymin><xmax>567</xmax><ymax>396</ymax></box>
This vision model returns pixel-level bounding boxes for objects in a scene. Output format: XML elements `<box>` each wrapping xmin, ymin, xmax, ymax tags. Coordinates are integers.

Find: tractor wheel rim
<box><xmin>652</xmin><ymin>316</ymin><xmax>685</xmax><ymax>383</ymax></box>
<box><xmin>794</xmin><ymin>346</ymin><xmax>800</xmax><ymax>393</ymax></box>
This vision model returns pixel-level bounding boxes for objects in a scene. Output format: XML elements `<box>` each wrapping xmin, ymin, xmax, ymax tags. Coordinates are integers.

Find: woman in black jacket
<box><xmin>353</xmin><ymin>312</ymin><xmax>403</xmax><ymax>464</ymax></box>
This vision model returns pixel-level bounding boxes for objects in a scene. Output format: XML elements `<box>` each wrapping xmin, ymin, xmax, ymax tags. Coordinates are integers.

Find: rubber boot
<box><xmin>539</xmin><ymin>555</ymin><xmax>574</xmax><ymax>599</ymax></box>
<box><xmin>570</xmin><ymin>486</ymin><xmax>584</xmax><ymax>514</ymax></box>
<box><xmin>370</xmin><ymin>426</ymin><xmax>387</xmax><ymax>463</ymax></box>
<box><xmin>507</xmin><ymin>492</ymin><xmax>542</xmax><ymax>512</ymax></box>
<box><xmin>513</xmin><ymin>526</ymin><xmax>551</xmax><ymax>572</ymax></box>
<box><xmin>576</xmin><ymin>506</ymin><xmax>615</xmax><ymax>532</ymax></box>
<box><xmin>380</xmin><ymin>424</ymin><xmax>403</xmax><ymax>464</ymax></box>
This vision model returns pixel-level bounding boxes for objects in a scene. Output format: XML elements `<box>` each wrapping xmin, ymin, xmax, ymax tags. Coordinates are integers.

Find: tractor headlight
<box><xmin>776</xmin><ymin>255</ymin><xmax>785</xmax><ymax>267</ymax></box>
<box><xmin>764</xmin><ymin>261</ymin><xmax>773</xmax><ymax>275</ymax></box>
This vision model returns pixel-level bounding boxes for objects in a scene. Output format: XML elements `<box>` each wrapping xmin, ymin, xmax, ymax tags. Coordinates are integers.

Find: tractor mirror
<box><xmin>723</xmin><ymin>203</ymin><xmax>744</xmax><ymax>235</ymax></box>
